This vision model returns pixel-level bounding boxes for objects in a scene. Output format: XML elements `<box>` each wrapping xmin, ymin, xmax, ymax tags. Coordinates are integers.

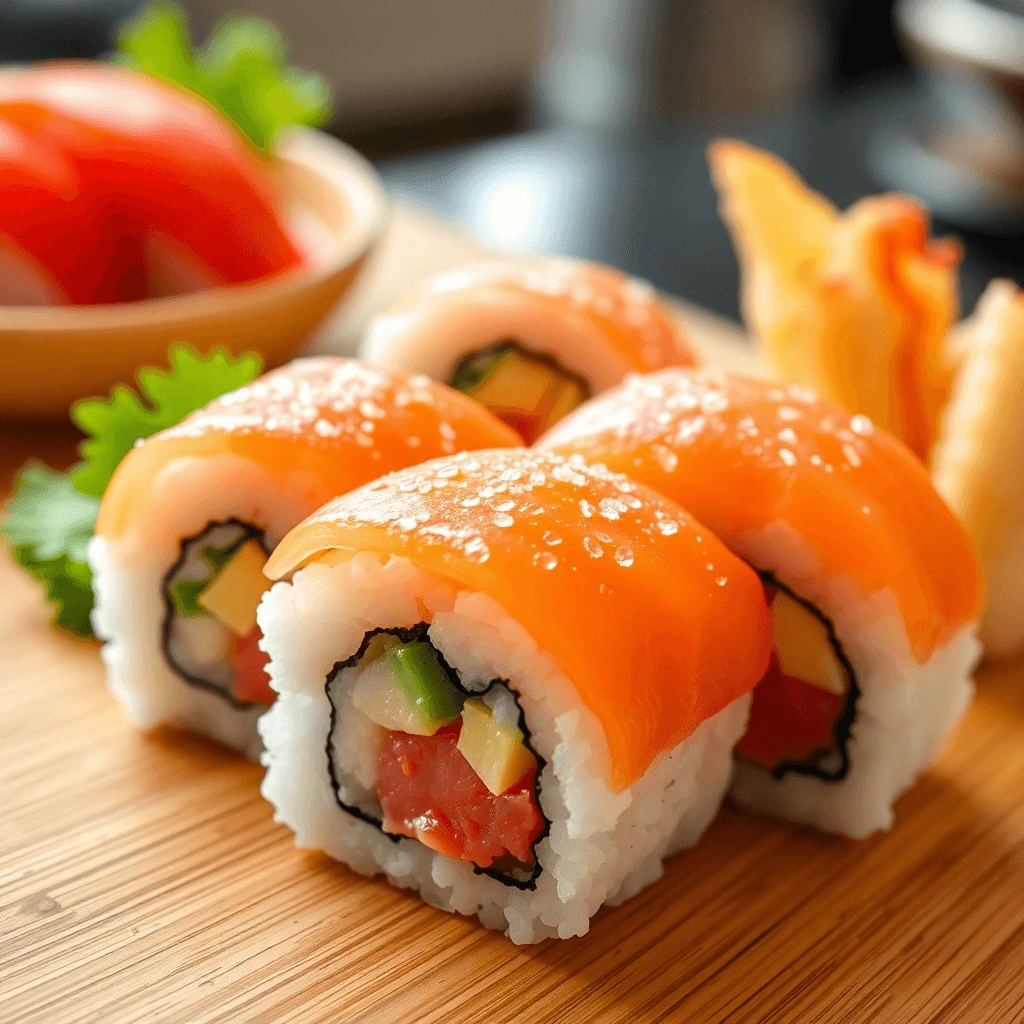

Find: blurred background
<box><xmin>7</xmin><ymin>0</ymin><xmax>1023</xmax><ymax>320</ymax></box>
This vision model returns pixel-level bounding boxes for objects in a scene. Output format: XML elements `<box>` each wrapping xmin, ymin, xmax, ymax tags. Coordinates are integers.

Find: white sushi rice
<box><xmin>258</xmin><ymin>551</ymin><xmax>750</xmax><ymax>943</ymax></box>
<box><xmin>362</xmin><ymin>261</ymin><xmax>666</xmax><ymax>393</ymax></box>
<box><xmin>88</xmin><ymin>451</ymin><xmax>315</xmax><ymax>758</ymax></box>
<box><xmin>730</xmin><ymin>521</ymin><xmax>981</xmax><ymax>838</ymax></box>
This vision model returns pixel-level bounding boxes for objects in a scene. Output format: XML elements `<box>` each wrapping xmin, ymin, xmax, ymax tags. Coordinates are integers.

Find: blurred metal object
<box><xmin>533</xmin><ymin>0</ymin><xmax>827</xmax><ymax>127</ymax></box>
<box><xmin>0</xmin><ymin>0</ymin><xmax>141</xmax><ymax>61</ymax></box>
<box><xmin>890</xmin><ymin>0</ymin><xmax>1024</xmax><ymax>232</ymax></box>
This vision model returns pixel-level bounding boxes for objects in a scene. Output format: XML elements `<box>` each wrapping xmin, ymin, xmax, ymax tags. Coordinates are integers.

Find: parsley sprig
<box><xmin>116</xmin><ymin>1</ymin><xmax>332</xmax><ymax>154</ymax></box>
<box><xmin>1</xmin><ymin>346</ymin><xmax>262</xmax><ymax>637</ymax></box>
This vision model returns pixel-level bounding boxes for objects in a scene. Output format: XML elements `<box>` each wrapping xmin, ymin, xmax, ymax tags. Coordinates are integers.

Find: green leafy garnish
<box><xmin>1</xmin><ymin>345</ymin><xmax>263</xmax><ymax>637</ymax></box>
<box><xmin>116</xmin><ymin>1</ymin><xmax>332</xmax><ymax>154</ymax></box>
<box><xmin>169</xmin><ymin>541</ymin><xmax>241</xmax><ymax>617</ymax></box>
<box><xmin>72</xmin><ymin>346</ymin><xmax>262</xmax><ymax>498</ymax></box>
<box><xmin>1</xmin><ymin>464</ymin><xmax>100</xmax><ymax>637</ymax></box>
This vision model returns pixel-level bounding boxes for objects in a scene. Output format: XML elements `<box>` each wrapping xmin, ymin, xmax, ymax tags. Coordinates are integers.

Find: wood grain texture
<box><xmin>1</xmin><ymin>237</ymin><xmax>1021</xmax><ymax>1023</ymax></box>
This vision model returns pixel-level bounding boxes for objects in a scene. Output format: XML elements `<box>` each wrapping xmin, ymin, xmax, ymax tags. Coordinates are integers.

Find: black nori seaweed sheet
<box><xmin>324</xmin><ymin>623</ymin><xmax>550</xmax><ymax>891</ymax></box>
<box><xmin>160</xmin><ymin>519</ymin><xmax>270</xmax><ymax>711</ymax></box>
<box><xmin>752</xmin><ymin>570</ymin><xmax>860</xmax><ymax>784</ymax></box>
<box><xmin>448</xmin><ymin>338</ymin><xmax>592</xmax><ymax>402</ymax></box>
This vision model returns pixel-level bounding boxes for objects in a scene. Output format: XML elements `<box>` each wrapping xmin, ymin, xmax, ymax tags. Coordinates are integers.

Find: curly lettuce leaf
<box><xmin>3</xmin><ymin>345</ymin><xmax>262</xmax><ymax>636</ymax></box>
<box><xmin>71</xmin><ymin>345</ymin><xmax>262</xmax><ymax>498</ymax></box>
<box><xmin>116</xmin><ymin>1</ymin><xmax>332</xmax><ymax>153</ymax></box>
<box><xmin>1</xmin><ymin>464</ymin><xmax>100</xmax><ymax>637</ymax></box>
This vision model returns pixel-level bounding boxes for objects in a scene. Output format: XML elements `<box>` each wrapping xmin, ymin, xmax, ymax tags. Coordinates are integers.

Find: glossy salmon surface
<box><xmin>0</xmin><ymin>115</ymin><xmax>140</xmax><ymax>304</ymax></box>
<box><xmin>539</xmin><ymin>368</ymin><xmax>983</xmax><ymax>662</ymax></box>
<box><xmin>266</xmin><ymin>448</ymin><xmax>772</xmax><ymax>791</ymax></box>
<box><xmin>96</xmin><ymin>359</ymin><xmax>521</xmax><ymax>539</ymax></box>
<box><xmin>0</xmin><ymin>63</ymin><xmax>302</xmax><ymax>297</ymax></box>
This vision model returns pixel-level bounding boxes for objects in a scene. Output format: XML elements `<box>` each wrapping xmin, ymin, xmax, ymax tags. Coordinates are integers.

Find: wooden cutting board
<box><xmin>2</xmin><ymin>206</ymin><xmax>1023</xmax><ymax>1024</ymax></box>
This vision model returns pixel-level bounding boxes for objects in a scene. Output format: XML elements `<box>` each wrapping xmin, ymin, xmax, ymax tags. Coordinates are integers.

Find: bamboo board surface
<box><xmin>2</xmin><ymin>206</ymin><xmax>1023</xmax><ymax>1024</ymax></box>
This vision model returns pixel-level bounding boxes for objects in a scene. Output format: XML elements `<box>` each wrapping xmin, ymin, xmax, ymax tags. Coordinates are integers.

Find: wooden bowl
<box><xmin>0</xmin><ymin>128</ymin><xmax>388</xmax><ymax>419</ymax></box>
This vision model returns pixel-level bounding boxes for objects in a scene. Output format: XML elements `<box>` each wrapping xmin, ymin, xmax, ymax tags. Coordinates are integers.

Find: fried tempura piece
<box><xmin>709</xmin><ymin>139</ymin><xmax>961</xmax><ymax>462</ymax></box>
<box><xmin>933</xmin><ymin>280</ymin><xmax>1024</xmax><ymax>660</ymax></box>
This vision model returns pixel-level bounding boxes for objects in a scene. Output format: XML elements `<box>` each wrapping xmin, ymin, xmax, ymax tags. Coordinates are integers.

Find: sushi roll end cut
<box><xmin>540</xmin><ymin>368</ymin><xmax>983</xmax><ymax>837</ymax></box>
<box><xmin>257</xmin><ymin>448</ymin><xmax>771</xmax><ymax>942</ymax></box>
<box><xmin>362</xmin><ymin>259</ymin><xmax>697</xmax><ymax>444</ymax></box>
<box><xmin>89</xmin><ymin>360</ymin><xmax>519</xmax><ymax>756</ymax></box>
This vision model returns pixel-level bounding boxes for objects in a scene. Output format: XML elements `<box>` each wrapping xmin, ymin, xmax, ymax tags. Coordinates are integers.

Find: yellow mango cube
<box><xmin>198</xmin><ymin>540</ymin><xmax>271</xmax><ymax>637</ymax></box>
<box><xmin>771</xmin><ymin>591</ymin><xmax>848</xmax><ymax>694</ymax></box>
<box><xmin>457</xmin><ymin>698</ymin><xmax>536</xmax><ymax>796</ymax></box>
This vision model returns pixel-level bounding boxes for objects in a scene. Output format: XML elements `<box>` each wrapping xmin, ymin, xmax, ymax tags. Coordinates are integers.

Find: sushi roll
<box><xmin>257</xmin><ymin>448</ymin><xmax>771</xmax><ymax>941</ymax></box>
<box><xmin>89</xmin><ymin>359</ymin><xmax>519</xmax><ymax>756</ymax></box>
<box><xmin>539</xmin><ymin>368</ymin><xmax>983</xmax><ymax>837</ymax></box>
<box><xmin>362</xmin><ymin>259</ymin><xmax>697</xmax><ymax>444</ymax></box>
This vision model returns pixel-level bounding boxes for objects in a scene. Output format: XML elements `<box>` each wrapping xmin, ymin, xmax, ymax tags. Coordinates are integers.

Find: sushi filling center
<box><xmin>162</xmin><ymin>520</ymin><xmax>274</xmax><ymax>708</ymax></box>
<box><xmin>448</xmin><ymin>340</ymin><xmax>590</xmax><ymax>444</ymax></box>
<box><xmin>325</xmin><ymin>626</ymin><xmax>547</xmax><ymax>888</ymax></box>
<box><xmin>736</xmin><ymin>576</ymin><xmax>858</xmax><ymax>781</ymax></box>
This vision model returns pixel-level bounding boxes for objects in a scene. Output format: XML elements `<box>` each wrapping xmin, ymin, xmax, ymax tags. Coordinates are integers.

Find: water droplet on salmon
<box><xmin>653</xmin><ymin>445</ymin><xmax>678</xmax><ymax>472</ymax></box>
<box><xmin>397</xmin><ymin>517</ymin><xmax>417</xmax><ymax>531</ymax></box>
<box><xmin>850</xmin><ymin>415</ymin><xmax>873</xmax><ymax>436</ymax></box>
<box><xmin>778</xmin><ymin>448</ymin><xmax>797</xmax><ymax>467</ymax></box>
<box><xmin>533</xmin><ymin>551</ymin><xmax>558</xmax><ymax>570</ymax></box>
<box><xmin>464</xmin><ymin>537</ymin><xmax>489</xmax><ymax>562</ymax></box>
<box><xmin>495</xmin><ymin>499</ymin><xmax>515</xmax><ymax>512</ymax></box>
<box><xmin>842</xmin><ymin>443</ymin><xmax>862</xmax><ymax>467</ymax></box>
<box><xmin>543</xmin><ymin>531</ymin><xmax>562</xmax><ymax>546</ymax></box>
<box><xmin>580</xmin><ymin>500</ymin><xmax>594</xmax><ymax>518</ymax></box>
<box><xmin>614</xmin><ymin>546</ymin><xmax>634</xmax><ymax>567</ymax></box>
<box><xmin>657</xmin><ymin>519</ymin><xmax>679</xmax><ymax>536</ymax></box>
<box><xmin>461</xmin><ymin>495</ymin><xmax>480</xmax><ymax>507</ymax></box>
<box><xmin>701</xmin><ymin>392</ymin><xmax>728</xmax><ymax>414</ymax></box>
<box><xmin>715</xmin><ymin>576</ymin><xmax>728</xmax><ymax>586</ymax></box>
<box><xmin>583</xmin><ymin>536</ymin><xmax>604</xmax><ymax>558</ymax></box>
<box><xmin>493</xmin><ymin>513</ymin><xmax>514</xmax><ymax>528</ymax></box>
<box><xmin>598</xmin><ymin>498</ymin><xmax>627</xmax><ymax>521</ymax></box>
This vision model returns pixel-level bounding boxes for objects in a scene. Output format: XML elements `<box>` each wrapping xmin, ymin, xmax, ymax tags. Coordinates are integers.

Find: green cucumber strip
<box><xmin>449</xmin><ymin>344</ymin><xmax>514</xmax><ymax>394</ymax></box>
<box><xmin>388</xmin><ymin>642</ymin><xmax>461</xmax><ymax>725</ymax></box>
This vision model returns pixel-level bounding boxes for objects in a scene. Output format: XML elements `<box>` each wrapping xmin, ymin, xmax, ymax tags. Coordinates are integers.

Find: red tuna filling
<box><xmin>736</xmin><ymin>654</ymin><xmax>844</xmax><ymax>770</ymax></box>
<box><xmin>378</xmin><ymin>722</ymin><xmax>544</xmax><ymax>868</ymax></box>
<box><xmin>232</xmin><ymin>626</ymin><xmax>274</xmax><ymax>705</ymax></box>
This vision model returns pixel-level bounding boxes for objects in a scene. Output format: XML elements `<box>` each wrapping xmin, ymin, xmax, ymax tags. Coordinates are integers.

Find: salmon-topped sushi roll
<box><xmin>362</xmin><ymin>259</ymin><xmax>697</xmax><ymax>444</ymax></box>
<box><xmin>257</xmin><ymin>449</ymin><xmax>770</xmax><ymax>941</ymax></box>
<box><xmin>89</xmin><ymin>360</ymin><xmax>519</xmax><ymax>755</ymax></box>
<box><xmin>540</xmin><ymin>369</ymin><xmax>983</xmax><ymax>837</ymax></box>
